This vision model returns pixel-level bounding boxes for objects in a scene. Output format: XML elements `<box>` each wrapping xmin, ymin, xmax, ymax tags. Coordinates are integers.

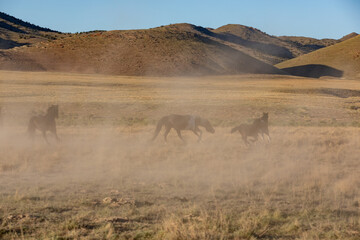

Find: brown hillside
<box><xmin>276</xmin><ymin>35</ymin><xmax>360</xmax><ymax>78</ymax></box>
<box><xmin>339</xmin><ymin>32</ymin><xmax>358</xmax><ymax>42</ymax></box>
<box><xmin>213</xmin><ymin>24</ymin><xmax>338</xmax><ymax>64</ymax></box>
<box><xmin>214</xmin><ymin>24</ymin><xmax>277</xmax><ymax>42</ymax></box>
<box><xmin>0</xmin><ymin>12</ymin><xmax>345</xmax><ymax>76</ymax></box>
<box><xmin>213</xmin><ymin>24</ymin><xmax>294</xmax><ymax>64</ymax></box>
<box><xmin>0</xmin><ymin>12</ymin><xmax>61</xmax><ymax>49</ymax></box>
<box><xmin>278</xmin><ymin>36</ymin><xmax>337</xmax><ymax>47</ymax></box>
<box><xmin>0</xmin><ymin>24</ymin><xmax>285</xmax><ymax>76</ymax></box>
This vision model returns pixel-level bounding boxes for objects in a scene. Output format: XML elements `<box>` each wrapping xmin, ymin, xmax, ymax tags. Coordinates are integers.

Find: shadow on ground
<box><xmin>282</xmin><ymin>64</ymin><xmax>343</xmax><ymax>78</ymax></box>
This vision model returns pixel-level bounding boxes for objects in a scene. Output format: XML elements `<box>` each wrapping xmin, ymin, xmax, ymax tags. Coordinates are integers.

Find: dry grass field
<box><xmin>0</xmin><ymin>70</ymin><xmax>359</xmax><ymax>239</ymax></box>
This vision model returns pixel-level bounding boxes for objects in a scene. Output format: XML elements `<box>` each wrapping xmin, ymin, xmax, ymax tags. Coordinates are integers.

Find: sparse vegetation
<box><xmin>0</xmin><ymin>12</ymin><xmax>58</xmax><ymax>33</ymax></box>
<box><xmin>0</xmin><ymin>24</ymin><xmax>285</xmax><ymax>76</ymax></box>
<box><xmin>0</xmin><ymin>12</ymin><xmax>61</xmax><ymax>50</ymax></box>
<box><xmin>0</xmin><ymin>71</ymin><xmax>359</xmax><ymax>239</ymax></box>
<box><xmin>3</xmin><ymin>11</ymin><xmax>357</xmax><ymax>77</ymax></box>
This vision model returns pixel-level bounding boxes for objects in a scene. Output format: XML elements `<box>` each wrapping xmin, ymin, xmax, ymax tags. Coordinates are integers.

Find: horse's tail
<box><xmin>151</xmin><ymin>116</ymin><xmax>168</xmax><ymax>141</ymax></box>
<box><xmin>27</xmin><ymin>118</ymin><xmax>36</xmax><ymax>138</ymax></box>
<box><xmin>231</xmin><ymin>125</ymin><xmax>241</xmax><ymax>133</ymax></box>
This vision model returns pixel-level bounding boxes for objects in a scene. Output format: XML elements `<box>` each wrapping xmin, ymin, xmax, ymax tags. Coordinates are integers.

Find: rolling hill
<box><xmin>0</xmin><ymin>11</ymin><xmax>61</xmax><ymax>49</ymax></box>
<box><xmin>276</xmin><ymin>35</ymin><xmax>360</xmax><ymax>78</ymax></box>
<box><xmin>0</xmin><ymin>24</ymin><xmax>285</xmax><ymax>76</ymax></box>
<box><xmin>0</xmin><ymin>12</ymin><xmax>356</xmax><ymax>77</ymax></box>
<box><xmin>339</xmin><ymin>32</ymin><xmax>358</xmax><ymax>42</ymax></box>
<box><xmin>212</xmin><ymin>24</ymin><xmax>338</xmax><ymax>64</ymax></box>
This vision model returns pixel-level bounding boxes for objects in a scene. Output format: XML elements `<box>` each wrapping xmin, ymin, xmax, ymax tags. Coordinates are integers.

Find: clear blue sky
<box><xmin>1</xmin><ymin>0</ymin><xmax>359</xmax><ymax>39</ymax></box>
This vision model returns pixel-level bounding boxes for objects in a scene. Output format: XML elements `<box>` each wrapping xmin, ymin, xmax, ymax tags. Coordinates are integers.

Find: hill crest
<box><xmin>0</xmin><ymin>12</ymin><xmax>60</xmax><ymax>49</ymax></box>
<box><xmin>276</xmin><ymin>35</ymin><xmax>360</xmax><ymax>78</ymax></box>
<box><xmin>0</xmin><ymin>25</ymin><xmax>285</xmax><ymax>76</ymax></box>
<box><xmin>0</xmin><ymin>11</ymin><xmax>58</xmax><ymax>33</ymax></box>
<box><xmin>0</xmin><ymin>12</ymin><xmax>353</xmax><ymax>77</ymax></box>
<box><xmin>339</xmin><ymin>32</ymin><xmax>358</xmax><ymax>42</ymax></box>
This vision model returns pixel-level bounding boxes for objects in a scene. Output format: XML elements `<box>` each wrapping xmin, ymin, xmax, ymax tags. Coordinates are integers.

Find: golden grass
<box><xmin>0</xmin><ymin>70</ymin><xmax>359</xmax><ymax>239</ymax></box>
<box><xmin>276</xmin><ymin>35</ymin><xmax>360</xmax><ymax>77</ymax></box>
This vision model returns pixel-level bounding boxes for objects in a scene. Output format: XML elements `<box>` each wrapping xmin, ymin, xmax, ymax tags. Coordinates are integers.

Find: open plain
<box><xmin>0</xmin><ymin>70</ymin><xmax>359</xmax><ymax>239</ymax></box>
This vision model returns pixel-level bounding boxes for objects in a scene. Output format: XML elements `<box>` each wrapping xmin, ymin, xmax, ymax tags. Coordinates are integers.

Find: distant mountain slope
<box><xmin>0</xmin><ymin>24</ymin><xmax>285</xmax><ymax>76</ymax></box>
<box><xmin>1</xmin><ymin>12</ymin><xmax>355</xmax><ymax>77</ymax></box>
<box><xmin>214</xmin><ymin>24</ymin><xmax>278</xmax><ymax>42</ymax></box>
<box><xmin>276</xmin><ymin>35</ymin><xmax>360</xmax><ymax>78</ymax></box>
<box><xmin>0</xmin><ymin>12</ymin><xmax>57</xmax><ymax>32</ymax></box>
<box><xmin>278</xmin><ymin>36</ymin><xmax>337</xmax><ymax>54</ymax></box>
<box><xmin>213</xmin><ymin>24</ymin><xmax>338</xmax><ymax>64</ymax></box>
<box><xmin>0</xmin><ymin>11</ymin><xmax>61</xmax><ymax>49</ymax></box>
<box><xmin>339</xmin><ymin>32</ymin><xmax>358</xmax><ymax>42</ymax></box>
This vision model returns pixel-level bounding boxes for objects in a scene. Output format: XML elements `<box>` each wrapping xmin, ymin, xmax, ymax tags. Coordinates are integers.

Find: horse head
<box><xmin>48</xmin><ymin>105</ymin><xmax>59</xmax><ymax>119</ymax></box>
<box><xmin>262</xmin><ymin>112</ymin><xmax>268</xmax><ymax>120</ymax></box>
<box><xmin>201</xmin><ymin>118</ymin><xmax>215</xmax><ymax>133</ymax></box>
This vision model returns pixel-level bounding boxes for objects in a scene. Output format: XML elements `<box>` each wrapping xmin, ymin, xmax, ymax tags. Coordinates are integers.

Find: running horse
<box><xmin>28</xmin><ymin>105</ymin><xmax>60</xmax><ymax>143</ymax></box>
<box><xmin>231</xmin><ymin>112</ymin><xmax>270</xmax><ymax>145</ymax></box>
<box><xmin>151</xmin><ymin>114</ymin><xmax>215</xmax><ymax>142</ymax></box>
<box><xmin>252</xmin><ymin>112</ymin><xmax>270</xmax><ymax>142</ymax></box>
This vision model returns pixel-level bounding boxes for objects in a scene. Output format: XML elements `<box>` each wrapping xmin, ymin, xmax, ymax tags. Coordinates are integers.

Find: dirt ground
<box><xmin>0</xmin><ymin>71</ymin><xmax>359</xmax><ymax>239</ymax></box>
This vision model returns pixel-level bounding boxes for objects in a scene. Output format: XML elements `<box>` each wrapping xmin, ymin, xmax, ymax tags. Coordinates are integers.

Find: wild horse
<box><xmin>28</xmin><ymin>105</ymin><xmax>60</xmax><ymax>143</ymax></box>
<box><xmin>152</xmin><ymin>114</ymin><xmax>215</xmax><ymax>142</ymax></box>
<box><xmin>231</xmin><ymin>112</ymin><xmax>270</xmax><ymax>145</ymax></box>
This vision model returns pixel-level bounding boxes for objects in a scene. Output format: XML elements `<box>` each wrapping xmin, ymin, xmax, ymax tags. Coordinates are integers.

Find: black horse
<box><xmin>28</xmin><ymin>105</ymin><xmax>60</xmax><ymax>143</ymax></box>
<box><xmin>152</xmin><ymin>114</ymin><xmax>215</xmax><ymax>142</ymax></box>
<box><xmin>231</xmin><ymin>112</ymin><xmax>270</xmax><ymax>145</ymax></box>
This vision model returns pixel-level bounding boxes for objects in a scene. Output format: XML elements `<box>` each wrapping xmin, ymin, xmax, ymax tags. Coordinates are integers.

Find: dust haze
<box><xmin>0</xmin><ymin>71</ymin><xmax>359</xmax><ymax>239</ymax></box>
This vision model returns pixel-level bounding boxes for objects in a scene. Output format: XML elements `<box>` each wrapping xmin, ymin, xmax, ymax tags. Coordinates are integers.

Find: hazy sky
<box><xmin>1</xmin><ymin>0</ymin><xmax>359</xmax><ymax>39</ymax></box>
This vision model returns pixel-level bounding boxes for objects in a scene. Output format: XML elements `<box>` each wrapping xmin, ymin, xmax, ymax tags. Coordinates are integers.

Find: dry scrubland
<box><xmin>0</xmin><ymin>70</ymin><xmax>360</xmax><ymax>239</ymax></box>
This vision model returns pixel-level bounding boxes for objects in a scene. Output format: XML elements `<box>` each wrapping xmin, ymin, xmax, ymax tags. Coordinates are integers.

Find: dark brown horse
<box><xmin>231</xmin><ymin>123</ymin><xmax>261</xmax><ymax>145</ymax></box>
<box><xmin>231</xmin><ymin>112</ymin><xmax>270</xmax><ymax>145</ymax></box>
<box><xmin>151</xmin><ymin>114</ymin><xmax>215</xmax><ymax>142</ymax></box>
<box><xmin>253</xmin><ymin>112</ymin><xmax>270</xmax><ymax>142</ymax></box>
<box><xmin>28</xmin><ymin>105</ymin><xmax>60</xmax><ymax>143</ymax></box>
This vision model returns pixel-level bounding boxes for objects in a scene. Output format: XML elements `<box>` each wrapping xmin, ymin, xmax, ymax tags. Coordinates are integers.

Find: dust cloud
<box><xmin>0</xmin><ymin>87</ymin><xmax>359</xmax><ymax>209</ymax></box>
<box><xmin>0</xmin><ymin>71</ymin><xmax>359</xmax><ymax>238</ymax></box>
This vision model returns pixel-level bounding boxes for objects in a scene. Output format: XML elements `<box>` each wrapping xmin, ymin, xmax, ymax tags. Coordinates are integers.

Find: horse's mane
<box><xmin>46</xmin><ymin>105</ymin><xmax>59</xmax><ymax>119</ymax></box>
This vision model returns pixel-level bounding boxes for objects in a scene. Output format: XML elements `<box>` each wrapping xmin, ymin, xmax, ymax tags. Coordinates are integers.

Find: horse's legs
<box><xmin>263</xmin><ymin>127</ymin><xmax>270</xmax><ymax>142</ymax></box>
<box><xmin>42</xmin><ymin>131</ymin><xmax>49</xmax><ymax>144</ymax></box>
<box><xmin>164</xmin><ymin>127</ymin><xmax>171</xmax><ymax>142</ymax></box>
<box><xmin>266</xmin><ymin>133</ymin><xmax>271</xmax><ymax>142</ymax></box>
<box><xmin>193</xmin><ymin>128</ymin><xmax>202</xmax><ymax>142</ymax></box>
<box><xmin>253</xmin><ymin>134</ymin><xmax>259</xmax><ymax>142</ymax></box>
<box><xmin>250</xmin><ymin>135</ymin><xmax>259</xmax><ymax>146</ymax></box>
<box><xmin>197</xmin><ymin>128</ymin><xmax>202</xmax><ymax>142</ymax></box>
<box><xmin>176</xmin><ymin>130</ymin><xmax>185</xmax><ymax>143</ymax></box>
<box><xmin>259</xmin><ymin>132</ymin><xmax>265</xmax><ymax>141</ymax></box>
<box><xmin>51</xmin><ymin>128</ymin><xmax>60</xmax><ymax>142</ymax></box>
<box><xmin>242</xmin><ymin>135</ymin><xmax>249</xmax><ymax>146</ymax></box>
